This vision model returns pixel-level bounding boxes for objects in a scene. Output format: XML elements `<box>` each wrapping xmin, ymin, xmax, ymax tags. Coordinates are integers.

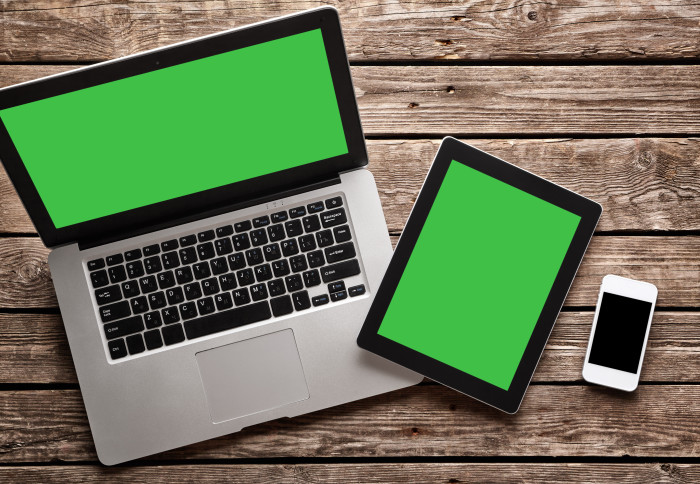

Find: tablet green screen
<box><xmin>377</xmin><ymin>160</ymin><xmax>580</xmax><ymax>390</ymax></box>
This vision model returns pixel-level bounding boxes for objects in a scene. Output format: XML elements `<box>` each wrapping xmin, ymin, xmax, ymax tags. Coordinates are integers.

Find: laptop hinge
<box><xmin>78</xmin><ymin>174</ymin><xmax>342</xmax><ymax>251</ymax></box>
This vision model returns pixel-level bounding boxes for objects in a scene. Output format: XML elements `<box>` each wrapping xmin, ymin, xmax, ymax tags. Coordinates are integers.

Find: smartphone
<box><xmin>582</xmin><ymin>275</ymin><xmax>657</xmax><ymax>391</ymax></box>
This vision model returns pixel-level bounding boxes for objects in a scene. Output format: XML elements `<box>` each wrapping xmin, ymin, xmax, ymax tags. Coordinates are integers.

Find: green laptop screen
<box><xmin>377</xmin><ymin>160</ymin><xmax>581</xmax><ymax>390</ymax></box>
<box><xmin>0</xmin><ymin>28</ymin><xmax>348</xmax><ymax>228</ymax></box>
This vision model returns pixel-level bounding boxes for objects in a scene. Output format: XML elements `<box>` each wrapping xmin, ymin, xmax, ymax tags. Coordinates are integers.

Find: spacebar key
<box><xmin>184</xmin><ymin>301</ymin><xmax>272</xmax><ymax>340</ymax></box>
<box><xmin>321</xmin><ymin>259</ymin><xmax>361</xmax><ymax>283</ymax></box>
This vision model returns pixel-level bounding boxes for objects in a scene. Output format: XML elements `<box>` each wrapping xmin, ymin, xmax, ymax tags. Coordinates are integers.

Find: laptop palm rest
<box><xmin>196</xmin><ymin>329</ymin><xmax>310</xmax><ymax>424</ymax></box>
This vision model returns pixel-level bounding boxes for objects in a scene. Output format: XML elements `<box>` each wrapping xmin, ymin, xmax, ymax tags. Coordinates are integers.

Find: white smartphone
<box><xmin>582</xmin><ymin>275</ymin><xmax>657</xmax><ymax>391</ymax></box>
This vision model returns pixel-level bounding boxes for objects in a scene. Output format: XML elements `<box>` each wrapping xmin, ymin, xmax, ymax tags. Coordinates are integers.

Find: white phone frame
<box><xmin>582</xmin><ymin>274</ymin><xmax>657</xmax><ymax>391</ymax></box>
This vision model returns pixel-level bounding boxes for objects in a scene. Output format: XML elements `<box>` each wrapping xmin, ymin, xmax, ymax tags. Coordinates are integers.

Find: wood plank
<box><xmin>3</xmin><ymin>138</ymin><xmax>700</xmax><ymax>233</ymax></box>
<box><xmin>1</xmin><ymin>236</ymin><xmax>698</xmax><ymax>309</ymax></box>
<box><xmin>1</xmin><ymin>65</ymin><xmax>699</xmax><ymax>135</ymax></box>
<box><xmin>1</xmin><ymin>463</ymin><xmax>698</xmax><ymax>483</ymax></box>
<box><xmin>1</xmin><ymin>1</ymin><xmax>699</xmax><ymax>62</ymax></box>
<box><xmin>1</xmin><ymin>385</ymin><xmax>697</xmax><ymax>462</ymax></box>
<box><xmin>1</xmin><ymin>311</ymin><xmax>697</xmax><ymax>385</ymax></box>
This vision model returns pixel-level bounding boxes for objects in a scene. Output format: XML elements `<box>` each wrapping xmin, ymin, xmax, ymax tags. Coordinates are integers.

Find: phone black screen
<box><xmin>588</xmin><ymin>293</ymin><xmax>653</xmax><ymax>374</ymax></box>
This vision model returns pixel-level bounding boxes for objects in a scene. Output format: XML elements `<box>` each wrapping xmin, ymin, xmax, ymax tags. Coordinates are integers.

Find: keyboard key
<box><xmin>108</xmin><ymin>265</ymin><xmax>127</xmax><ymax>284</ymax></box>
<box><xmin>214</xmin><ymin>292</ymin><xmax>233</xmax><ymax>311</ymax></box>
<box><xmin>321</xmin><ymin>208</ymin><xmax>347</xmax><ymax>228</ymax></box>
<box><xmin>290</xmin><ymin>255</ymin><xmax>308</xmax><ymax>273</ymax></box>
<box><xmin>271</xmin><ymin>211</ymin><xmax>288</xmax><ymax>223</ymax></box>
<box><xmin>233</xmin><ymin>287</ymin><xmax>251</xmax><ymax>306</ymax></box>
<box><xmin>202</xmin><ymin>277</ymin><xmax>219</xmax><ymax>296</ymax></box>
<box><xmin>197</xmin><ymin>242</ymin><xmax>215</xmax><ymax>260</ymax></box>
<box><xmin>289</xmin><ymin>206</ymin><xmax>306</xmax><ymax>218</ymax></box>
<box><xmin>245</xmin><ymin>248</ymin><xmax>263</xmax><ymax>266</ymax></box>
<box><xmin>215</xmin><ymin>238</ymin><xmax>233</xmax><ymax>256</ymax></box>
<box><xmin>144</xmin><ymin>311</ymin><xmax>163</xmax><ymax>328</ymax></box>
<box><xmin>303</xmin><ymin>269</ymin><xmax>321</xmax><ymax>287</ymax></box>
<box><xmin>179</xmin><ymin>302</ymin><xmax>197</xmax><ymax>320</ymax></box>
<box><xmin>210</xmin><ymin>257</ymin><xmax>228</xmax><ymax>275</ymax></box>
<box><xmin>148</xmin><ymin>291</ymin><xmax>166</xmax><ymax>310</ymax></box>
<box><xmin>254</xmin><ymin>264</ymin><xmax>272</xmax><ymax>282</ymax></box>
<box><xmin>87</xmin><ymin>258</ymin><xmax>105</xmax><ymax>270</ymax></box>
<box><xmin>106</xmin><ymin>254</ymin><xmax>124</xmax><ymax>266</ymax></box>
<box><xmin>263</xmin><ymin>243</ymin><xmax>281</xmax><ymax>261</ymax></box>
<box><xmin>349</xmin><ymin>284</ymin><xmax>366</xmax><ymax>297</ymax></box>
<box><xmin>162</xmin><ymin>251</ymin><xmax>180</xmax><ymax>269</ymax></box>
<box><xmin>216</xmin><ymin>225</ymin><xmax>233</xmax><ymax>238</ymax></box>
<box><xmin>316</xmin><ymin>229</ymin><xmax>333</xmax><ymax>248</ymax></box>
<box><xmin>228</xmin><ymin>253</ymin><xmax>246</xmax><ymax>271</ymax></box>
<box><xmin>157</xmin><ymin>270</ymin><xmax>175</xmax><ymax>289</ymax></box>
<box><xmin>285</xmin><ymin>274</ymin><xmax>303</xmax><ymax>292</ymax></box>
<box><xmin>253</xmin><ymin>215</ymin><xmax>270</xmax><ymax>228</ymax></box>
<box><xmin>184</xmin><ymin>301</ymin><xmax>271</xmax><ymax>340</ymax></box>
<box><xmin>232</xmin><ymin>233</ymin><xmax>251</xmax><ymax>251</ymax></box>
<box><xmin>95</xmin><ymin>285</ymin><xmax>122</xmax><ymax>306</ymax></box>
<box><xmin>272</xmin><ymin>259</ymin><xmax>290</xmax><ymax>278</ymax></box>
<box><xmin>312</xmin><ymin>294</ymin><xmax>330</xmax><ymax>306</ymax></box>
<box><xmin>121</xmin><ymin>280</ymin><xmax>140</xmax><ymax>298</ymax></box>
<box><xmin>193</xmin><ymin>262</ymin><xmax>211</xmax><ymax>280</ymax></box>
<box><xmin>175</xmin><ymin>266</ymin><xmax>194</xmax><ymax>285</ymax></box>
<box><xmin>270</xmin><ymin>295</ymin><xmax>293</xmax><ymax>317</ymax></box>
<box><xmin>161</xmin><ymin>239</ymin><xmax>178</xmax><ymax>252</ymax></box>
<box><xmin>303</xmin><ymin>215</ymin><xmax>321</xmax><ymax>232</ymax></box>
<box><xmin>237</xmin><ymin>268</ymin><xmax>254</xmax><ymax>286</ymax></box>
<box><xmin>333</xmin><ymin>225</ymin><xmax>352</xmax><ymax>243</ymax></box>
<box><xmin>307</xmin><ymin>201</ymin><xmax>324</xmax><ymax>213</ymax></box>
<box><xmin>250</xmin><ymin>283</ymin><xmax>268</xmax><ymax>301</ymax></box>
<box><xmin>162</xmin><ymin>323</ymin><xmax>186</xmax><ymax>345</ymax></box>
<box><xmin>143</xmin><ymin>244</ymin><xmax>161</xmax><ymax>256</ymax></box>
<box><xmin>126</xmin><ymin>260</ymin><xmax>144</xmax><ymax>279</ymax></box>
<box><xmin>90</xmin><ymin>269</ymin><xmax>109</xmax><ymax>288</ymax></box>
<box><xmin>325</xmin><ymin>242</ymin><xmax>356</xmax><ymax>264</ymax></box>
<box><xmin>144</xmin><ymin>256</ymin><xmax>162</xmax><ymax>274</ymax></box>
<box><xmin>325</xmin><ymin>196</ymin><xmax>343</xmax><ymax>209</ymax></box>
<box><xmin>108</xmin><ymin>339</ymin><xmax>128</xmax><ymax>360</ymax></box>
<box><xmin>162</xmin><ymin>306</ymin><xmax>180</xmax><ymax>325</ymax></box>
<box><xmin>299</xmin><ymin>235</ymin><xmax>316</xmax><ymax>252</ymax></box>
<box><xmin>126</xmin><ymin>334</ymin><xmax>146</xmax><ymax>355</ymax></box>
<box><xmin>166</xmin><ymin>287</ymin><xmax>185</xmax><ymax>306</ymax></box>
<box><xmin>234</xmin><ymin>220</ymin><xmax>252</xmax><ymax>232</ymax></box>
<box><xmin>219</xmin><ymin>273</ymin><xmax>237</xmax><ymax>291</ymax></box>
<box><xmin>131</xmin><ymin>296</ymin><xmax>149</xmax><ymax>314</ymax></box>
<box><xmin>268</xmin><ymin>279</ymin><xmax>286</xmax><ymax>297</ymax></box>
<box><xmin>144</xmin><ymin>329</ymin><xmax>163</xmax><ymax>350</ymax></box>
<box><xmin>331</xmin><ymin>290</ymin><xmax>348</xmax><ymax>302</ymax></box>
<box><xmin>197</xmin><ymin>297</ymin><xmax>216</xmax><ymax>316</ymax></box>
<box><xmin>321</xmin><ymin>259</ymin><xmax>361</xmax><ymax>283</ymax></box>
<box><xmin>292</xmin><ymin>291</ymin><xmax>311</xmax><ymax>311</ymax></box>
<box><xmin>139</xmin><ymin>275</ymin><xmax>158</xmax><ymax>294</ymax></box>
<box><xmin>250</xmin><ymin>229</ymin><xmax>268</xmax><ymax>246</ymax></box>
<box><xmin>328</xmin><ymin>281</ymin><xmax>345</xmax><ymax>293</ymax></box>
<box><xmin>281</xmin><ymin>239</ymin><xmax>299</xmax><ymax>257</ymax></box>
<box><xmin>179</xmin><ymin>247</ymin><xmax>197</xmax><ymax>265</ymax></box>
<box><xmin>184</xmin><ymin>282</ymin><xmax>202</xmax><ymax>300</ymax></box>
<box><xmin>268</xmin><ymin>224</ymin><xmax>285</xmax><ymax>242</ymax></box>
<box><xmin>179</xmin><ymin>234</ymin><xmax>196</xmax><ymax>247</ymax></box>
<box><xmin>100</xmin><ymin>300</ymin><xmax>131</xmax><ymax>323</ymax></box>
<box><xmin>307</xmin><ymin>250</ymin><xmax>325</xmax><ymax>268</ymax></box>
<box><xmin>198</xmin><ymin>230</ymin><xmax>215</xmax><ymax>242</ymax></box>
<box><xmin>285</xmin><ymin>220</ymin><xmax>303</xmax><ymax>237</ymax></box>
<box><xmin>104</xmin><ymin>315</ymin><xmax>143</xmax><ymax>340</ymax></box>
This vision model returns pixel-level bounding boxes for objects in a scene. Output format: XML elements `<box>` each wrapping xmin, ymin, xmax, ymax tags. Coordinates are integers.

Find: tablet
<box><xmin>357</xmin><ymin>137</ymin><xmax>602</xmax><ymax>413</ymax></box>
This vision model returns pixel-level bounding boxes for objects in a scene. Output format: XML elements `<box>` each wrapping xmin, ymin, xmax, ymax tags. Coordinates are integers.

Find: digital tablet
<box><xmin>357</xmin><ymin>137</ymin><xmax>602</xmax><ymax>413</ymax></box>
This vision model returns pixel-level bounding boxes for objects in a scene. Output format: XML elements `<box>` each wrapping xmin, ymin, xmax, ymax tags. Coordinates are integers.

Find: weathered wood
<box><xmin>1</xmin><ymin>65</ymin><xmax>699</xmax><ymax>135</ymax></box>
<box><xmin>0</xmin><ymin>463</ymin><xmax>698</xmax><ymax>483</ymax></box>
<box><xmin>1</xmin><ymin>236</ymin><xmax>698</xmax><ymax>309</ymax></box>
<box><xmin>1</xmin><ymin>1</ymin><xmax>699</xmax><ymax>62</ymax></box>
<box><xmin>1</xmin><ymin>311</ymin><xmax>697</xmax><ymax>385</ymax></box>
<box><xmin>0</xmin><ymin>385</ymin><xmax>697</xmax><ymax>462</ymax></box>
<box><xmin>3</xmin><ymin>138</ymin><xmax>700</xmax><ymax>233</ymax></box>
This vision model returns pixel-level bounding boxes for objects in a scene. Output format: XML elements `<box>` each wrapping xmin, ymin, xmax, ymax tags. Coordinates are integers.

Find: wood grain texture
<box><xmin>0</xmin><ymin>463</ymin><xmax>698</xmax><ymax>483</ymax></box>
<box><xmin>1</xmin><ymin>235</ymin><xmax>698</xmax><ymax>308</ymax></box>
<box><xmin>3</xmin><ymin>138</ymin><xmax>700</xmax><ymax>233</ymax></box>
<box><xmin>1</xmin><ymin>1</ymin><xmax>699</xmax><ymax>62</ymax></box>
<box><xmin>1</xmin><ymin>65</ymin><xmax>699</xmax><ymax>135</ymax></box>
<box><xmin>1</xmin><ymin>385</ymin><xmax>698</xmax><ymax>462</ymax></box>
<box><xmin>1</xmin><ymin>311</ymin><xmax>698</xmax><ymax>385</ymax></box>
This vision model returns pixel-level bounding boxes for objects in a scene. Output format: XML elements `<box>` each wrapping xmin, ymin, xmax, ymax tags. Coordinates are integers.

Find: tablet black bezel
<box><xmin>0</xmin><ymin>7</ymin><xmax>366</xmax><ymax>248</ymax></box>
<box><xmin>357</xmin><ymin>137</ymin><xmax>602</xmax><ymax>413</ymax></box>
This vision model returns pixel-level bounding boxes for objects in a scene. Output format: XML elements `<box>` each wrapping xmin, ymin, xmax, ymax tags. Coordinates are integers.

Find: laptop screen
<box><xmin>0</xmin><ymin>28</ymin><xmax>348</xmax><ymax>229</ymax></box>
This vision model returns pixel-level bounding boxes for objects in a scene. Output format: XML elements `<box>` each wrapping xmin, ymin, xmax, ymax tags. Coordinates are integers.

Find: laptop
<box><xmin>0</xmin><ymin>7</ymin><xmax>421</xmax><ymax>464</ymax></box>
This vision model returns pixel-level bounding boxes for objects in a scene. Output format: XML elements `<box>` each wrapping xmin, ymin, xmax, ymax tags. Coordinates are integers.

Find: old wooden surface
<box><xmin>0</xmin><ymin>0</ymin><xmax>698</xmax><ymax>482</ymax></box>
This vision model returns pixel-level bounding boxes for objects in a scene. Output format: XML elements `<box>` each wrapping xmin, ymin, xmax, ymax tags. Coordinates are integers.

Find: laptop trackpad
<box><xmin>196</xmin><ymin>329</ymin><xmax>310</xmax><ymax>424</ymax></box>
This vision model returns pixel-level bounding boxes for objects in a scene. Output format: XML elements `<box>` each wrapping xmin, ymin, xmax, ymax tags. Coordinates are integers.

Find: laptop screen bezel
<box><xmin>0</xmin><ymin>7</ymin><xmax>366</xmax><ymax>248</ymax></box>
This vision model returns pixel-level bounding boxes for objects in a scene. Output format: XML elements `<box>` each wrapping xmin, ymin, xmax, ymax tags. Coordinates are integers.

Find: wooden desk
<box><xmin>1</xmin><ymin>1</ymin><xmax>698</xmax><ymax>481</ymax></box>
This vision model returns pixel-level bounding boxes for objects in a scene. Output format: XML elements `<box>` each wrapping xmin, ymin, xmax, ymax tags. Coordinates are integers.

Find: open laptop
<box><xmin>0</xmin><ymin>7</ymin><xmax>421</xmax><ymax>464</ymax></box>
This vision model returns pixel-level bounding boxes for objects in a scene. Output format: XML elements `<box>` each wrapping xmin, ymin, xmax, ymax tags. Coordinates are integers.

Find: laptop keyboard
<box><xmin>86</xmin><ymin>195</ymin><xmax>366</xmax><ymax>361</ymax></box>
